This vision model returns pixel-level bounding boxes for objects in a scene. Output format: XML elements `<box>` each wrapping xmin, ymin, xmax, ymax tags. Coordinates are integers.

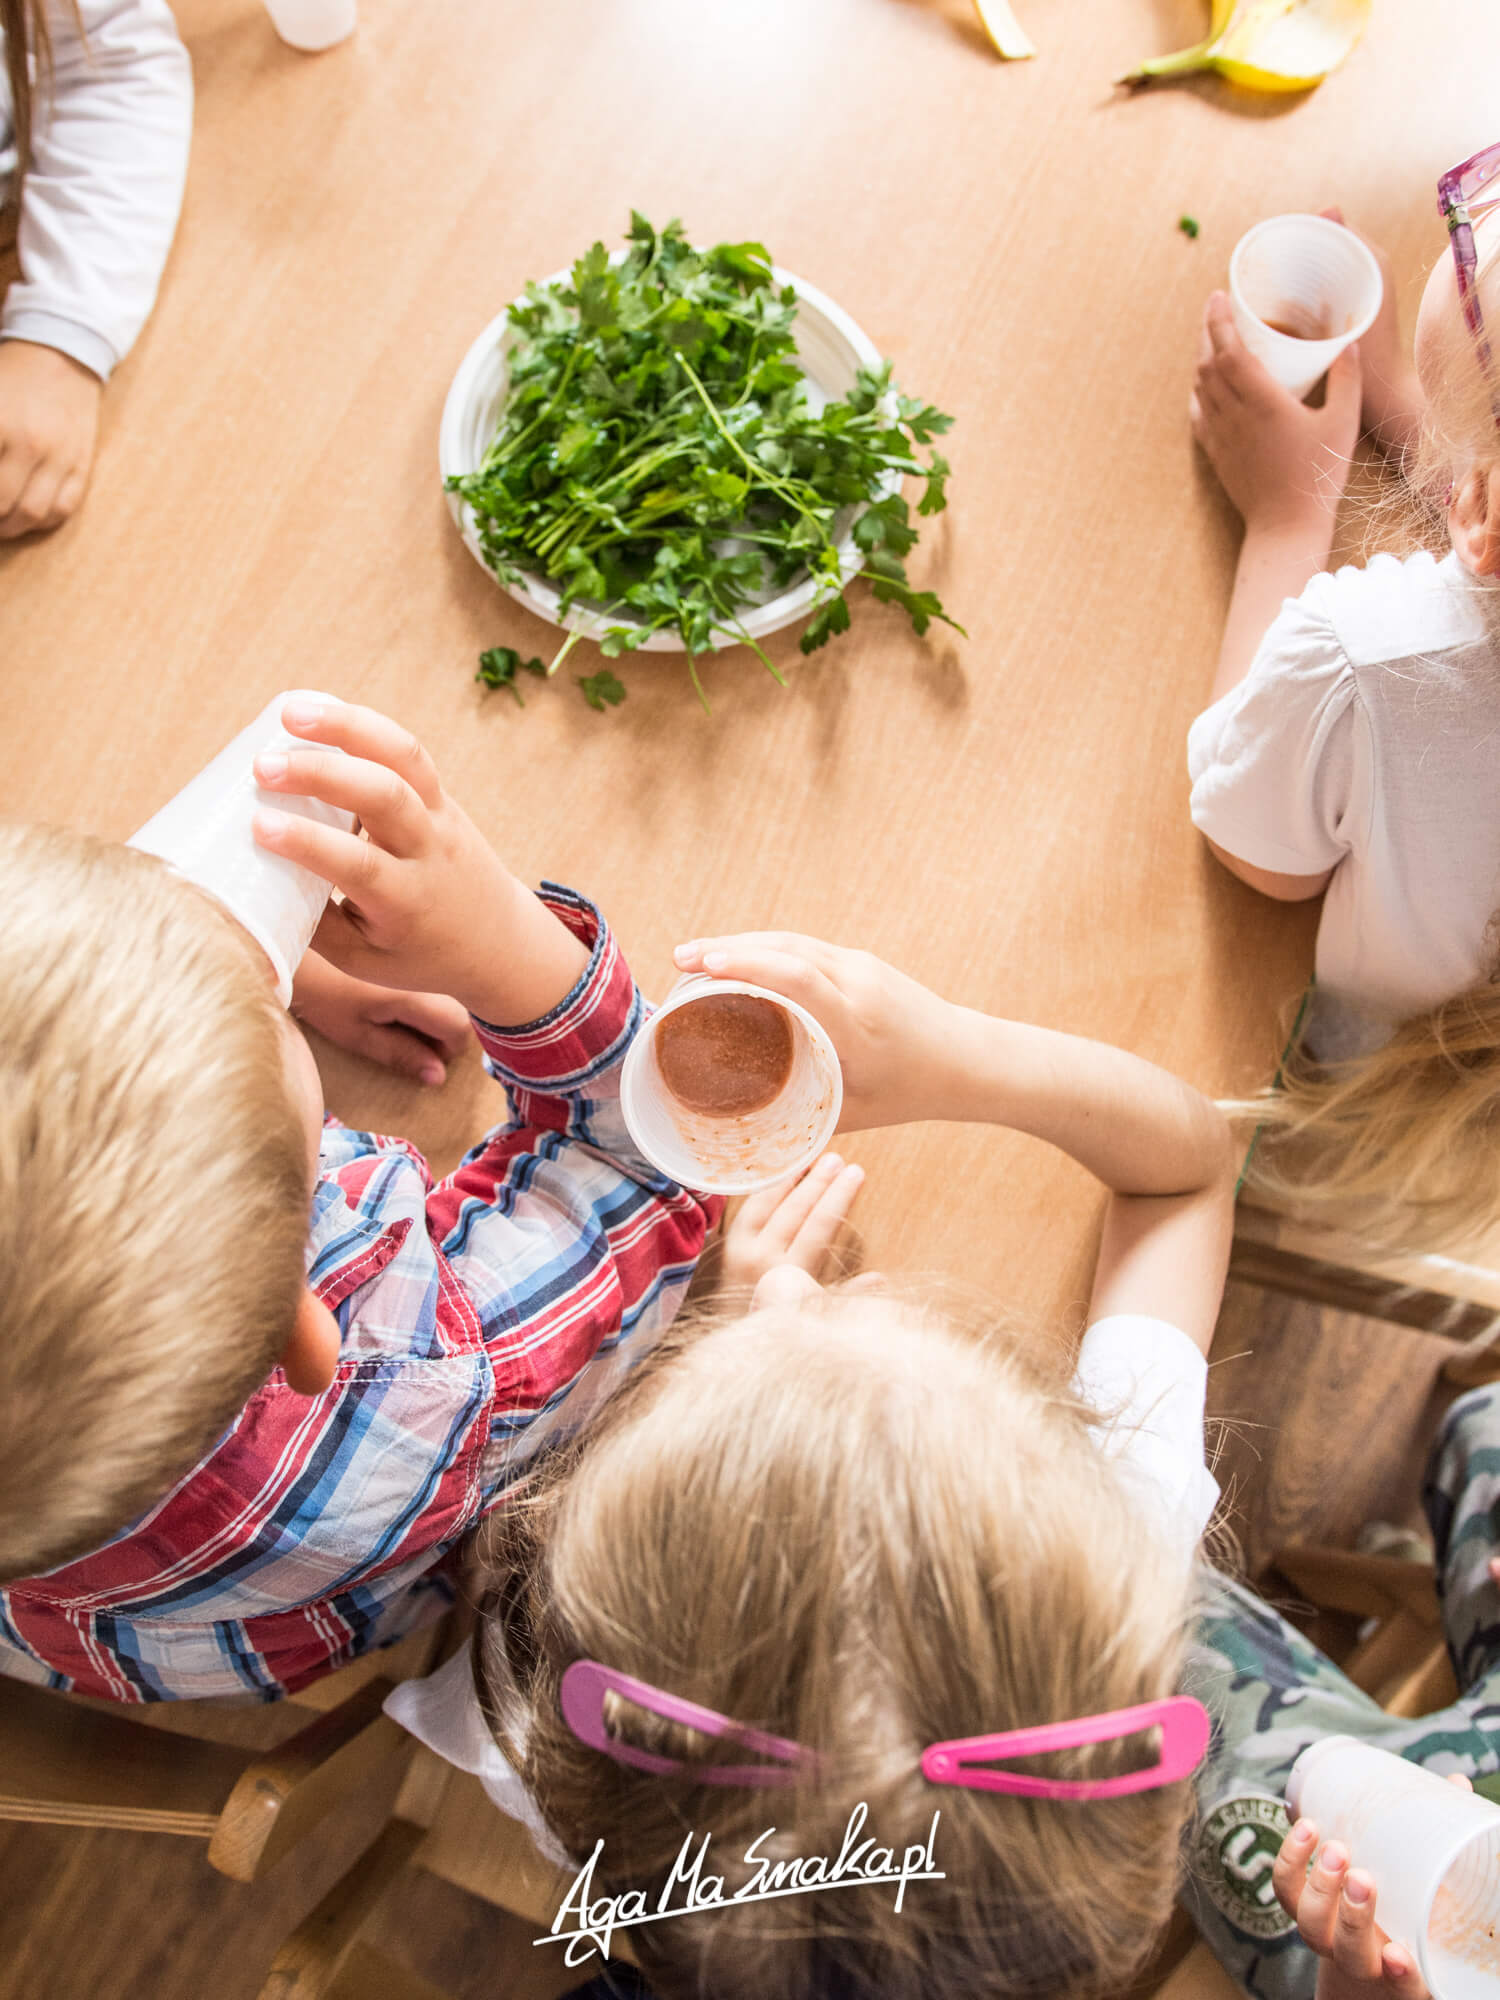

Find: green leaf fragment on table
<box><xmin>579</xmin><ymin>668</ymin><xmax>627</xmax><ymax>710</ymax></box>
<box><xmin>476</xmin><ymin>646</ymin><xmax>548</xmax><ymax>703</ymax></box>
<box><xmin>1179</xmin><ymin>214</ymin><xmax>1201</xmax><ymax>238</ymax></box>
<box><xmin>449</xmin><ymin>215</ymin><xmax>959</xmax><ymax>707</ymax></box>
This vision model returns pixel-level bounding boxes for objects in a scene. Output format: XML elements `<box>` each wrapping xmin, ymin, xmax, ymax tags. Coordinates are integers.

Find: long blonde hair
<box><xmin>0</xmin><ymin>823</ymin><xmax>310</xmax><ymax>1581</ymax></box>
<box><xmin>478</xmin><ymin>1287</ymin><xmax>1199</xmax><ymax>2000</ymax></box>
<box><xmin>2</xmin><ymin>0</ymin><xmax>59</xmax><ymax>186</ymax></box>
<box><xmin>1242</xmin><ymin>238</ymin><xmax>1500</xmax><ymax>1255</ymax></box>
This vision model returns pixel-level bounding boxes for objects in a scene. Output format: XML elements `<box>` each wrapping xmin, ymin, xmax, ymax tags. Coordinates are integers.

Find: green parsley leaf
<box><xmin>1178</xmin><ymin>214</ymin><xmax>1200</xmax><ymax>239</ymax></box>
<box><xmin>476</xmin><ymin>646</ymin><xmax>547</xmax><ymax>704</ymax></box>
<box><xmin>579</xmin><ymin>668</ymin><xmax>628</xmax><ymax>710</ymax></box>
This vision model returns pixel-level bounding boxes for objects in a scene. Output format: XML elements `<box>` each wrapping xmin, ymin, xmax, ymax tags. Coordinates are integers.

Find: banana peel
<box><xmin>1121</xmin><ymin>0</ymin><xmax>1370</xmax><ymax>92</ymax></box>
<box><xmin>971</xmin><ymin>0</ymin><xmax>1036</xmax><ymax>60</ymax></box>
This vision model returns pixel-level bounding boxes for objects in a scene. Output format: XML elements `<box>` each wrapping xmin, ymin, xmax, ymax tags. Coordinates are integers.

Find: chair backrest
<box><xmin>0</xmin><ymin>1622</ymin><xmax>442</xmax><ymax>1880</ymax></box>
<box><xmin>1231</xmin><ymin>1194</ymin><xmax>1500</xmax><ymax>1387</ymax></box>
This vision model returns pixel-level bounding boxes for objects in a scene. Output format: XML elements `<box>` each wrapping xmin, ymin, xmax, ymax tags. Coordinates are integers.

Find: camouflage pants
<box><xmin>1179</xmin><ymin>1386</ymin><xmax>1500</xmax><ymax>2000</ymax></box>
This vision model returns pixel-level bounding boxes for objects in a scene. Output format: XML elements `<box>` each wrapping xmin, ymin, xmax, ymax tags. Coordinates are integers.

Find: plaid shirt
<box><xmin>0</xmin><ymin>889</ymin><xmax>719</xmax><ymax>1701</ymax></box>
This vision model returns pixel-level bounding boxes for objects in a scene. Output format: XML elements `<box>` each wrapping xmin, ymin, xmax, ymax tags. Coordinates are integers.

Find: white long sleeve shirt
<box><xmin>0</xmin><ymin>0</ymin><xmax>192</xmax><ymax>379</ymax></box>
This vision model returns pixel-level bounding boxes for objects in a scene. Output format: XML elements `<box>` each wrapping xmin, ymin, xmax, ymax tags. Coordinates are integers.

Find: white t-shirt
<box><xmin>385</xmin><ymin>1314</ymin><xmax>1217</xmax><ymax>1829</ymax></box>
<box><xmin>0</xmin><ymin>0</ymin><xmax>192</xmax><ymax>379</ymax></box>
<box><xmin>1188</xmin><ymin>550</ymin><xmax>1500</xmax><ymax>1060</ymax></box>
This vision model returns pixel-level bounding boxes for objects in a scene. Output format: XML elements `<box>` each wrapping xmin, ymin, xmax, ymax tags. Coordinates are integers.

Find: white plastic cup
<box><xmin>1286</xmin><ymin>1737</ymin><xmax>1500</xmax><ymax>1999</ymax></box>
<box><xmin>262</xmin><ymin>0</ymin><xmax>356</xmax><ymax>51</ymax></box>
<box><xmin>1229</xmin><ymin>214</ymin><xmax>1383</xmax><ymax>401</ymax></box>
<box><xmin>128</xmin><ymin>691</ymin><xmax>354</xmax><ymax>1008</ymax></box>
<box><xmin>620</xmin><ymin>976</ymin><xmax>843</xmax><ymax>1195</ymax></box>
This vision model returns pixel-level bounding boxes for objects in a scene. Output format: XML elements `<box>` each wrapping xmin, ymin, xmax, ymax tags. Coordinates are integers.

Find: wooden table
<box><xmin>3</xmin><ymin>0</ymin><xmax>1493</xmax><ymax>1328</ymax></box>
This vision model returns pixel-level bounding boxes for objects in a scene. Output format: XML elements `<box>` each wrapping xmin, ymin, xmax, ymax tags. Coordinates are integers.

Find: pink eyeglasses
<box><xmin>1438</xmin><ymin>140</ymin><xmax>1500</xmax><ymax>420</ymax></box>
<box><xmin>560</xmin><ymin>1660</ymin><xmax>1210</xmax><ymax>1800</ymax></box>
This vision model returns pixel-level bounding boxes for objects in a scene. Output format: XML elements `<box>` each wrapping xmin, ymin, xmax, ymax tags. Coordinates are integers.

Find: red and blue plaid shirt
<box><xmin>0</xmin><ymin>888</ymin><xmax>719</xmax><ymax>1701</ymax></box>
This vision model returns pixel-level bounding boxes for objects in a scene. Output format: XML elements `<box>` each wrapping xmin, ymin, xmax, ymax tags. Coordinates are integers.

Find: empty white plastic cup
<box><xmin>620</xmin><ymin>976</ymin><xmax>843</xmax><ymax>1195</ymax></box>
<box><xmin>262</xmin><ymin>0</ymin><xmax>356</xmax><ymax>51</ymax></box>
<box><xmin>1229</xmin><ymin>214</ymin><xmax>1383</xmax><ymax>401</ymax></box>
<box><xmin>128</xmin><ymin>691</ymin><xmax>354</xmax><ymax>1008</ymax></box>
<box><xmin>1286</xmin><ymin>1737</ymin><xmax>1500</xmax><ymax>1999</ymax></box>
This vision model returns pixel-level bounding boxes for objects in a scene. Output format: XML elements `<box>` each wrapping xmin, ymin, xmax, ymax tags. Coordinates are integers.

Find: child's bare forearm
<box><xmin>1210</xmin><ymin>514</ymin><xmax>1335</xmax><ymax>704</ymax></box>
<box><xmin>462</xmin><ymin>875</ymin><xmax>591</xmax><ymax>1026</ymax></box>
<box><xmin>926</xmin><ymin>1011</ymin><xmax>1235</xmax><ymax>1199</ymax></box>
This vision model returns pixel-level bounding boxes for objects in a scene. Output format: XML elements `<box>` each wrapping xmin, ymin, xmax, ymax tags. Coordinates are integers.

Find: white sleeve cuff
<box><xmin>0</xmin><ymin>314</ymin><xmax>116</xmax><ymax>381</ymax></box>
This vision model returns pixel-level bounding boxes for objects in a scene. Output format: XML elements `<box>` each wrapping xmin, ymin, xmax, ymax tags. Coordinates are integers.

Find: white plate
<box><xmin>438</xmin><ymin>262</ymin><xmax>898</xmax><ymax>654</ymax></box>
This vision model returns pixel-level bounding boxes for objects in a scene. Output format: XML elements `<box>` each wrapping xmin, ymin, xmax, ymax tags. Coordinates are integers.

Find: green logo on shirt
<box><xmin>1194</xmin><ymin>1795</ymin><xmax>1297</xmax><ymax>1941</ymax></box>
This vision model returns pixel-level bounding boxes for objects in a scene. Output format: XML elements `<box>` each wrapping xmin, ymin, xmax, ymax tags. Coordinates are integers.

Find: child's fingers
<box><xmin>343</xmin><ymin>1016</ymin><xmax>450</xmax><ymax>1087</ymax></box>
<box><xmin>1272</xmin><ymin>1818</ymin><xmax>1320</xmax><ymax>1919</ymax></box>
<box><xmin>1379</xmin><ymin>1942</ymin><xmax>1431</xmax><ymax>1998</ymax></box>
<box><xmin>253</xmin><ymin>808</ymin><xmax>389</xmax><ymax>903</ymax></box>
<box><xmin>254</xmin><ymin>747</ymin><xmax>430</xmax><ymax>860</ymax></box>
<box><xmin>759</xmin><ymin>1152</ymin><xmax>849</xmax><ymax>1253</ymax></box>
<box><xmin>1295</xmin><ymin>1842</ymin><xmax>1350</xmax><ymax>1954</ymax></box>
<box><xmin>786</xmin><ymin>1163</ymin><xmax>865</xmax><ymax>1273</ymax></box>
<box><xmin>278</xmin><ymin>698</ymin><xmax>444</xmax><ymax>811</ymax></box>
<box><xmin>673</xmin><ymin>940</ymin><xmax>834</xmax><ymax>1016</ymax></box>
<box><xmin>842</xmin><ymin>1270</ymin><xmax>887</xmax><ymax>1294</ymax></box>
<box><xmin>728</xmin><ymin>1179</ymin><xmax>795</xmax><ymax>1237</ymax></box>
<box><xmin>1323</xmin><ymin>340</ymin><xmax>1363</xmax><ymax>432</ymax></box>
<box><xmin>378</xmin><ymin>990</ymin><xmax>472</xmax><ymax>1061</ymax></box>
<box><xmin>1330</xmin><ymin>1873</ymin><xmax>1388</xmax><ymax>1983</ymax></box>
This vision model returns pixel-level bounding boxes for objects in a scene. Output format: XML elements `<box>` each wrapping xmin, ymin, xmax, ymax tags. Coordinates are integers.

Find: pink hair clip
<box><xmin>921</xmin><ymin>1696</ymin><xmax>1211</xmax><ymax>1801</ymax></box>
<box><xmin>560</xmin><ymin>1662</ymin><xmax>1210</xmax><ymax>1802</ymax></box>
<box><xmin>559</xmin><ymin>1659</ymin><xmax>822</xmax><ymax>1788</ymax></box>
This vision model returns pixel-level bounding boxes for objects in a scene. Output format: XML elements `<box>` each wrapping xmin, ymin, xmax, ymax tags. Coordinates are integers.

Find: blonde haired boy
<box><xmin>0</xmin><ymin>698</ymin><xmax>719</xmax><ymax>1699</ymax></box>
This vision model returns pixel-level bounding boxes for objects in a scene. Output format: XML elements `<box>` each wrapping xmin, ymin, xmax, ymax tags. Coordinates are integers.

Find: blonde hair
<box><xmin>1245</xmin><ymin>237</ymin><xmax>1500</xmax><ymax>1254</ymax></box>
<box><xmin>2</xmin><ymin>0</ymin><xmax>68</xmax><ymax>186</ymax></box>
<box><xmin>478</xmin><ymin>1287</ymin><xmax>1198</xmax><ymax>2000</ymax></box>
<box><xmin>0</xmin><ymin>822</ymin><xmax>310</xmax><ymax>1581</ymax></box>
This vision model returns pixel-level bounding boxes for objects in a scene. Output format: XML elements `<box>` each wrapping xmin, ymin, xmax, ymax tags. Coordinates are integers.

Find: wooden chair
<box><xmin>255</xmin><ymin>1741</ymin><xmax>618</xmax><ymax>2000</ymax></box>
<box><xmin>1230</xmin><ymin>1192</ymin><xmax>1500</xmax><ymax>1390</ymax></box>
<box><xmin>0</xmin><ymin>1621</ymin><xmax>444</xmax><ymax>1884</ymax></box>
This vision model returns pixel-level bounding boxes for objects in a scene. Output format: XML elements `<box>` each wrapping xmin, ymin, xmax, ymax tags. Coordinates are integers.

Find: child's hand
<box><xmin>1190</xmin><ymin>291</ymin><xmax>1362</xmax><ymax>532</ymax></box>
<box><xmin>671</xmin><ymin>932</ymin><xmax>952</xmax><ymax>1132</ymax></box>
<box><xmin>290</xmin><ymin>951</ymin><xmax>472</xmax><ymax>1086</ymax></box>
<box><xmin>252</xmin><ymin>698</ymin><xmax>589</xmax><ymax>1024</ymax></box>
<box><xmin>716</xmin><ymin>1152</ymin><xmax>867</xmax><ymax>1295</ymax></box>
<box><xmin>1272</xmin><ymin>1803</ymin><xmax>1473</xmax><ymax>2000</ymax></box>
<box><xmin>0</xmin><ymin>341</ymin><xmax>102</xmax><ymax>538</ymax></box>
<box><xmin>1319</xmin><ymin>208</ymin><xmax>1424</xmax><ymax>460</ymax></box>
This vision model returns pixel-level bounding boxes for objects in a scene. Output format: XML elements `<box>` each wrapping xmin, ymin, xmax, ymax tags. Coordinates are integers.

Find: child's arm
<box><xmin>255</xmin><ymin>698</ymin><xmax>720</xmax><ymax>1450</ymax></box>
<box><xmin>672</xmin><ymin>935</ymin><xmax>1237</xmax><ymax>1352</ymax></box>
<box><xmin>289</xmin><ymin>953</ymin><xmax>472</xmax><ymax>1087</ymax></box>
<box><xmin>1191</xmin><ymin>292</ymin><xmax>1363</xmax><ymax>710</ymax></box>
<box><xmin>1319</xmin><ymin>211</ymin><xmax>1425</xmax><ymax>464</ymax></box>
<box><xmin>0</xmin><ymin>0</ymin><xmax>191</xmax><ymax>535</ymax></box>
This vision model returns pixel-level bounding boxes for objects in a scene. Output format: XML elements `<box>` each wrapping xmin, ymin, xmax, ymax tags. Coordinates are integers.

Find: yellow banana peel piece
<box><xmin>1121</xmin><ymin>0</ymin><xmax>1370</xmax><ymax>91</ymax></box>
<box><xmin>971</xmin><ymin>0</ymin><xmax>1036</xmax><ymax>60</ymax></box>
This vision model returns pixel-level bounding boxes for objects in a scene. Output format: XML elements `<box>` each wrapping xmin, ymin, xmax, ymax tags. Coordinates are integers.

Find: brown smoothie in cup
<box><xmin>656</xmin><ymin>994</ymin><xmax>795</xmax><ymax>1118</ymax></box>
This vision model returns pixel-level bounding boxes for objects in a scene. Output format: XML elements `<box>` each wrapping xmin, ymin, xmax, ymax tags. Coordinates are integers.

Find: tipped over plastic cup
<box><xmin>262</xmin><ymin>0</ymin><xmax>356</xmax><ymax>50</ymax></box>
<box><xmin>1286</xmin><ymin>1738</ymin><xmax>1500</xmax><ymax>1999</ymax></box>
<box><xmin>620</xmin><ymin>976</ymin><xmax>842</xmax><ymax>1196</ymax></box>
<box><xmin>128</xmin><ymin>691</ymin><xmax>354</xmax><ymax>1008</ymax></box>
<box><xmin>1229</xmin><ymin>214</ymin><xmax>1383</xmax><ymax>401</ymax></box>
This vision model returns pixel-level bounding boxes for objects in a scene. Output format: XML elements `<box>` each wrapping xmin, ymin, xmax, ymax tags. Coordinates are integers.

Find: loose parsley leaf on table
<box><xmin>476</xmin><ymin>645</ymin><xmax>547</xmax><ymax>703</ymax></box>
<box><xmin>579</xmin><ymin>668</ymin><xmax>627</xmax><ymax>711</ymax></box>
<box><xmin>449</xmin><ymin>216</ymin><xmax>959</xmax><ymax>708</ymax></box>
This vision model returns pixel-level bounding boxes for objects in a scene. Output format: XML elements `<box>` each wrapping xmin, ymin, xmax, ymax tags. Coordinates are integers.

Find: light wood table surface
<box><xmin>2</xmin><ymin>0</ymin><xmax>1494</xmax><ymax>1330</ymax></box>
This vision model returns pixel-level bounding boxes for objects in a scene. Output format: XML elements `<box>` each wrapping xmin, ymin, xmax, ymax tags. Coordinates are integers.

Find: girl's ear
<box><xmin>279</xmin><ymin>1287</ymin><xmax>341</xmax><ymax>1394</ymax></box>
<box><xmin>1449</xmin><ymin>466</ymin><xmax>1500</xmax><ymax>577</ymax></box>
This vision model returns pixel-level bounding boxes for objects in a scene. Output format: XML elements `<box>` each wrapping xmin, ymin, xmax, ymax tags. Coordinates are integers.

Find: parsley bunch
<box><xmin>451</xmin><ymin>214</ymin><xmax>961</xmax><ymax>708</ymax></box>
